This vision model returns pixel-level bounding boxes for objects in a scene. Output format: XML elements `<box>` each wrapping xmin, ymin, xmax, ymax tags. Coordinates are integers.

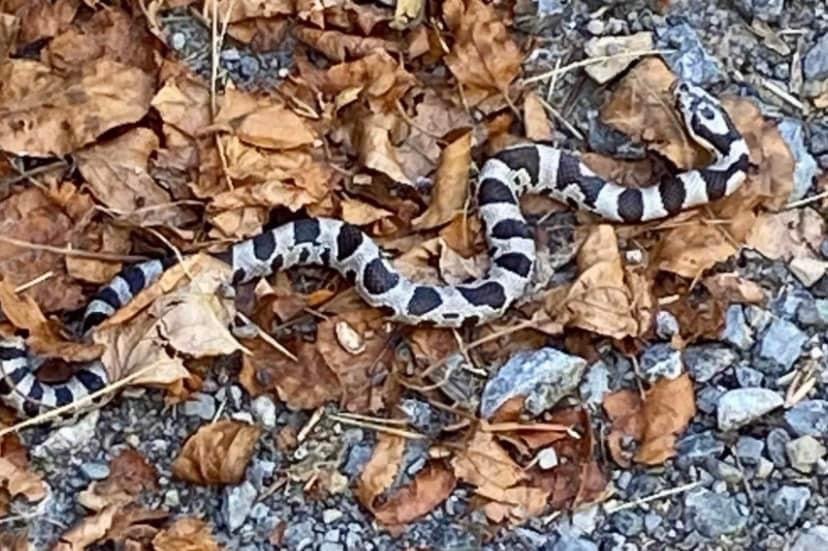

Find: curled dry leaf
<box><xmin>15</xmin><ymin>0</ymin><xmax>77</xmax><ymax>44</ymax></box>
<box><xmin>152</xmin><ymin>517</ymin><xmax>221</xmax><ymax>551</ymax></box>
<box><xmin>604</xmin><ymin>373</ymin><xmax>696</xmax><ymax>466</ymax></box>
<box><xmin>703</xmin><ymin>272</ymin><xmax>766</xmax><ymax>304</ymax></box>
<box><xmin>316</xmin><ymin>309</ymin><xmax>392</xmax><ymax>412</ymax></box>
<box><xmin>172</xmin><ymin>420</ymin><xmax>262</xmax><ymax>485</ymax></box>
<box><xmin>315</xmin><ymin>50</ymin><xmax>416</xmax><ymax>112</ymax></box>
<box><xmin>356</xmin><ymin>432</ymin><xmax>406</xmax><ymax>509</ymax></box>
<box><xmin>78</xmin><ymin>449</ymin><xmax>158</xmax><ymax>511</ymax></box>
<box><xmin>523</xmin><ymin>91</ymin><xmax>553</xmax><ymax>141</ymax></box>
<box><xmin>294</xmin><ymin>26</ymin><xmax>398</xmax><ymax>62</ymax></box>
<box><xmin>0</xmin><ymin>185</ymin><xmax>93</xmax><ymax>313</ymax></box>
<box><xmin>412</xmin><ymin>131</ymin><xmax>471</xmax><ymax>230</ymax></box>
<box><xmin>239</xmin><ymin>338</ymin><xmax>342</xmax><ymax>410</ymax></box>
<box><xmin>356</xmin><ymin>113</ymin><xmax>412</xmax><ymax>185</ymax></box>
<box><xmin>77</xmin><ymin>128</ymin><xmax>194</xmax><ymax>228</ymax></box>
<box><xmin>0</xmin><ymin>456</ymin><xmax>46</xmax><ymax>504</ymax></box>
<box><xmin>0</xmin><ymin>58</ymin><xmax>154</xmax><ymax>156</ymax></box>
<box><xmin>442</xmin><ymin>0</ymin><xmax>523</xmax><ymax>106</ymax></box>
<box><xmin>451</xmin><ymin>430</ymin><xmax>549</xmax><ymax>523</ymax></box>
<box><xmin>372</xmin><ymin>462</ymin><xmax>456</xmax><ymax>528</ymax></box>
<box><xmin>745</xmin><ymin>208</ymin><xmax>825</xmax><ymax>261</ymax></box>
<box><xmin>93</xmin><ymin>254</ymin><xmax>240</xmax><ymax>387</ymax></box>
<box><xmin>55</xmin><ymin>505</ymin><xmax>168</xmax><ymax>551</ymax></box>
<box><xmin>546</xmin><ymin>225</ymin><xmax>639</xmax><ymax>340</ymax></box>
<box><xmin>215</xmin><ymin>88</ymin><xmax>316</xmax><ymax>150</ymax></box>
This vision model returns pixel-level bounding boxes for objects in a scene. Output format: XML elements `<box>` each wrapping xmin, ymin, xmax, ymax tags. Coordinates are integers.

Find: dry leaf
<box><xmin>372</xmin><ymin>462</ymin><xmax>456</xmax><ymax>527</ymax></box>
<box><xmin>356</xmin><ymin>432</ymin><xmax>406</xmax><ymax>508</ymax></box>
<box><xmin>0</xmin><ymin>58</ymin><xmax>154</xmax><ymax>156</ymax></box>
<box><xmin>442</xmin><ymin>0</ymin><xmax>522</xmax><ymax>106</ymax></box>
<box><xmin>216</xmin><ymin>89</ymin><xmax>316</xmax><ymax>150</ymax></box>
<box><xmin>412</xmin><ymin>132</ymin><xmax>471</xmax><ymax>230</ymax></box>
<box><xmin>239</xmin><ymin>338</ymin><xmax>341</xmax><ymax>410</ymax></box>
<box><xmin>316</xmin><ymin>309</ymin><xmax>392</xmax><ymax>412</ymax></box>
<box><xmin>524</xmin><ymin>91</ymin><xmax>553</xmax><ymax>141</ymax></box>
<box><xmin>604</xmin><ymin>373</ymin><xmax>696</xmax><ymax>466</ymax></box>
<box><xmin>78</xmin><ymin>449</ymin><xmax>158</xmax><ymax>511</ymax></box>
<box><xmin>172</xmin><ymin>420</ymin><xmax>262</xmax><ymax>485</ymax></box>
<box><xmin>0</xmin><ymin>457</ymin><xmax>46</xmax><ymax>503</ymax></box>
<box><xmin>547</xmin><ymin>225</ymin><xmax>638</xmax><ymax>339</ymax></box>
<box><xmin>152</xmin><ymin>517</ymin><xmax>220</xmax><ymax>551</ymax></box>
<box><xmin>77</xmin><ymin>128</ymin><xmax>193</xmax><ymax>227</ymax></box>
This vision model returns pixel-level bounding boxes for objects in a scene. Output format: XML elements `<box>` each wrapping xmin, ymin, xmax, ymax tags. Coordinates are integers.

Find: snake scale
<box><xmin>0</xmin><ymin>82</ymin><xmax>750</xmax><ymax>420</ymax></box>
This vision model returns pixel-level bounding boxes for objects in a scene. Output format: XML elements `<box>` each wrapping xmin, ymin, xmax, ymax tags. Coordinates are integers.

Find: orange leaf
<box><xmin>172</xmin><ymin>420</ymin><xmax>262</xmax><ymax>485</ymax></box>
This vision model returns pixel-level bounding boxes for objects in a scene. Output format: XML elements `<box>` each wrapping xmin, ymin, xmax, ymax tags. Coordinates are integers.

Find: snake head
<box><xmin>672</xmin><ymin>80</ymin><xmax>738</xmax><ymax>155</ymax></box>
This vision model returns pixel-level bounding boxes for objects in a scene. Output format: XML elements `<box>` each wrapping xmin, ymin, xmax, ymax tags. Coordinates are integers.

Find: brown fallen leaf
<box><xmin>78</xmin><ymin>449</ymin><xmax>158</xmax><ymax>511</ymax></box>
<box><xmin>703</xmin><ymin>273</ymin><xmax>766</xmax><ymax>304</ymax></box>
<box><xmin>604</xmin><ymin>373</ymin><xmax>696</xmax><ymax>466</ymax></box>
<box><xmin>77</xmin><ymin>128</ymin><xmax>194</xmax><ymax>228</ymax></box>
<box><xmin>215</xmin><ymin>88</ymin><xmax>316</xmax><ymax>150</ymax></box>
<box><xmin>0</xmin><ymin>436</ymin><xmax>46</xmax><ymax>505</ymax></box>
<box><xmin>524</xmin><ymin>91</ymin><xmax>553</xmax><ymax>141</ymax></box>
<box><xmin>239</xmin><ymin>338</ymin><xmax>341</xmax><ymax>411</ymax></box>
<box><xmin>316</xmin><ymin>309</ymin><xmax>393</xmax><ymax>412</ymax></box>
<box><xmin>152</xmin><ymin>517</ymin><xmax>221</xmax><ymax>551</ymax></box>
<box><xmin>55</xmin><ymin>505</ymin><xmax>168</xmax><ymax>551</ymax></box>
<box><xmin>546</xmin><ymin>225</ymin><xmax>639</xmax><ymax>339</ymax></box>
<box><xmin>294</xmin><ymin>26</ymin><xmax>398</xmax><ymax>62</ymax></box>
<box><xmin>412</xmin><ymin>131</ymin><xmax>471</xmax><ymax>230</ymax></box>
<box><xmin>16</xmin><ymin>0</ymin><xmax>77</xmax><ymax>45</ymax></box>
<box><xmin>356</xmin><ymin>432</ymin><xmax>407</xmax><ymax>509</ymax></box>
<box><xmin>442</xmin><ymin>0</ymin><xmax>523</xmax><ymax>106</ymax></box>
<box><xmin>372</xmin><ymin>462</ymin><xmax>456</xmax><ymax>527</ymax></box>
<box><xmin>0</xmin><ymin>58</ymin><xmax>154</xmax><ymax>156</ymax></box>
<box><xmin>0</xmin><ymin>185</ymin><xmax>95</xmax><ymax>313</ymax></box>
<box><xmin>172</xmin><ymin>420</ymin><xmax>262</xmax><ymax>485</ymax></box>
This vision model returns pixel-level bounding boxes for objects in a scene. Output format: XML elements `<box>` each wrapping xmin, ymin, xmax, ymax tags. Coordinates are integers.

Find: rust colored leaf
<box><xmin>604</xmin><ymin>373</ymin><xmax>696</xmax><ymax>466</ymax></box>
<box><xmin>216</xmin><ymin>89</ymin><xmax>316</xmax><ymax>150</ymax></box>
<box><xmin>0</xmin><ymin>58</ymin><xmax>154</xmax><ymax>156</ymax></box>
<box><xmin>356</xmin><ymin>432</ymin><xmax>406</xmax><ymax>508</ymax></box>
<box><xmin>239</xmin><ymin>338</ymin><xmax>341</xmax><ymax>410</ymax></box>
<box><xmin>546</xmin><ymin>225</ymin><xmax>639</xmax><ymax>339</ymax></box>
<box><xmin>16</xmin><ymin>0</ymin><xmax>78</xmax><ymax>44</ymax></box>
<box><xmin>55</xmin><ymin>505</ymin><xmax>168</xmax><ymax>551</ymax></box>
<box><xmin>0</xmin><ymin>185</ymin><xmax>93</xmax><ymax>313</ymax></box>
<box><xmin>442</xmin><ymin>0</ymin><xmax>522</xmax><ymax>106</ymax></box>
<box><xmin>78</xmin><ymin>449</ymin><xmax>158</xmax><ymax>511</ymax></box>
<box><xmin>524</xmin><ymin>91</ymin><xmax>553</xmax><ymax>141</ymax></box>
<box><xmin>294</xmin><ymin>26</ymin><xmax>398</xmax><ymax>62</ymax></box>
<box><xmin>372</xmin><ymin>462</ymin><xmax>456</xmax><ymax>527</ymax></box>
<box><xmin>412</xmin><ymin>132</ymin><xmax>471</xmax><ymax>230</ymax></box>
<box><xmin>152</xmin><ymin>517</ymin><xmax>221</xmax><ymax>551</ymax></box>
<box><xmin>316</xmin><ymin>309</ymin><xmax>393</xmax><ymax>412</ymax></box>
<box><xmin>0</xmin><ymin>450</ymin><xmax>46</xmax><ymax>504</ymax></box>
<box><xmin>77</xmin><ymin>128</ymin><xmax>193</xmax><ymax>227</ymax></box>
<box><xmin>172</xmin><ymin>420</ymin><xmax>262</xmax><ymax>485</ymax></box>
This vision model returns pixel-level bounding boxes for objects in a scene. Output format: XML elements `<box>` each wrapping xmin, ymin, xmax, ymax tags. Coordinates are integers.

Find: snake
<box><xmin>0</xmin><ymin>81</ymin><xmax>750</xmax><ymax>420</ymax></box>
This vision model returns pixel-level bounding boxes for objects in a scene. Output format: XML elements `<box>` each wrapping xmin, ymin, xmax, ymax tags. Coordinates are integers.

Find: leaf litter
<box><xmin>0</xmin><ymin>0</ymin><xmax>809</xmax><ymax>539</ymax></box>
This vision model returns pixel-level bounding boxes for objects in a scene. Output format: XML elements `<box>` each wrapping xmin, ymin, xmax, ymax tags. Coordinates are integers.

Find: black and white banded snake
<box><xmin>0</xmin><ymin>81</ymin><xmax>750</xmax><ymax>421</ymax></box>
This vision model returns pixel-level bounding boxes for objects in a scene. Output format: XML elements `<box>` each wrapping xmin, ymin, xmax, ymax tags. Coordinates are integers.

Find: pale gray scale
<box><xmin>139</xmin><ymin>259</ymin><xmax>166</xmax><ymax>285</ymax></box>
<box><xmin>38</xmin><ymin>385</ymin><xmax>58</xmax><ymax>409</ymax></box>
<box><xmin>85</xmin><ymin>299</ymin><xmax>116</xmax><ymax>318</ymax></box>
<box><xmin>677</xmin><ymin>171</ymin><xmax>710</xmax><ymax>208</ymax></box>
<box><xmin>108</xmin><ymin>275</ymin><xmax>134</xmax><ymax>305</ymax></box>
<box><xmin>232</xmin><ymin>239</ymin><xmax>269</xmax><ymax>280</ymax></box>
<box><xmin>0</xmin><ymin>356</ymin><xmax>29</xmax><ymax>375</ymax></box>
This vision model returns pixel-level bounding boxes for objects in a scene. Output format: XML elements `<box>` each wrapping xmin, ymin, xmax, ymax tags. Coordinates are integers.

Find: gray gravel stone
<box><xmin>735</xmin><ymin>364</ymin><xmax>764</xmax><ymax>387</ymax></box>
<box><xmin>656</xmin><ymin>20</ymin><xmax>723</xmax><ymax>84</ymax></box>
<box><xmin>723</xmin><ymin>305</ymin><xmax>754</xmax><ymax>350</ymax></box>
<box><xmin>644</xmin><ymin>512</ymin><xmax>663</xmax><ymax>533</ymax></box>
<box><xmin>580</xmin><ymin>360</ymin><xmax>610</xmax><ymax>406</ymax></box>
<box><xmin>797</xmin><ymin>299</ymin><xmax>828</xmax><ymax>328</ymax></box>
<box><xmin>804</xmin><ymin>32</ymin><xmax>828</xmax><ymax>81</ymax></box>
<box><xmin>480</xmin><ymin>347</ymin><xmax>587</xmax><ymax>419</ymax></box>
<box><xmin>767</xmin><ymin>428</ymin><xmax>792</xmax><ymax>467</ymax></box>
<box><xmin>767</xmin><ymin>486</ymin><xmax>811</xmax><ymax>527</ymax></box>
<box><xmin>736</xmin><ymin>0</ymin><xmax>785</xmax><ymax>21</ymax></box>
<box><xmin>32</xmin><ymin>410</ymin><xmax>100</xmax><ymax>459</ymax></box>
<box><xmin>792</xmin><ymin>526</ymin><xmax>828</xmax><ymax>551</ymax></box>
<box><xmin>684</xmin><ymin>488</ymin><xmax>747</xmax><ymax>538</ymax></box>
<box><xmin>223</xmin><ymin>481</ymin><xmax>257</xmax><ymax>532</ymax></box>
<box><xmin>80</xmin><ymin>462</ymin><xmax>110</xmax><ymax>480</ymax></box>
<box><xmin>717</xmin><ymin>388</ymin><xmax>784</xmax><ymax>431</ymax></box>
<box><xmin>655</xmin><ymin>310</ymin><xmax>680</xmax><ymax>338</ymax></box>
<box><xmin>758</xmin><ymin>318</ymin><xmax>808</xmax><ymax>369</ymax></box>
<box><xmin>610</xmin><ymin>510</ymin><xmax>644</xmax><ymax>536</ymax></box>
<box><xmin>785</xmin><ymin>399</ymin><xmax>828</xmax><ymax>436</ymax></box>
<box><xmin>684</xmin><ymin>344</ymin><xmax>737</xmax><ymax>383</ymax></box>
<box><xmin>678</xmin><ymin>431</ymin><xmax>725</xmax><ymax>460</ymax></box>
<box><xmin>537</xmin><ymin>0</ymin><xmax>565</xmax><ymax>16</ymax></box>
<box><xmin>550</xmin><ymin>534</ymin><xmax>598</xmax><ymax>551</ymax></box>
<box><xmin>734</xmin><ymin>436</ymin><xmax>765</xmax><ymax>465</ymax></box>
<box><xmin>786</xmin><ymin>435</ymin><xmax>827</xmax><ymax>473</ymax></box>
<box><xmin>640</xmin><ymin>343</ymin><xmax>683</xmax><ymax>382</ymax></box>
<box><xmin>250</xmin><ymin>395</ymin><xmax>277</xmax><ymax>429</ymax></box>
<box><xmin>182</xmin><ymin>392</ymin><xmax>216</xmax><ymax>420</ymax></box>
<box><xmin>778</xmin><ymin>119</ymin><xmax>818</xmax><ymax>201</ymax></box>
<box><xmin>708</xmin><ymin>458</ymin><xmax>744</xmax><ymax>485</ymax></box>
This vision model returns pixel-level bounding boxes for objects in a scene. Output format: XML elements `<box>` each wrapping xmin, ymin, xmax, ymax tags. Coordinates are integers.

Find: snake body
<box><xmin>0</xmin><ymin>82</ymin><xmax>750</xmax><ymax>419</ymax></box>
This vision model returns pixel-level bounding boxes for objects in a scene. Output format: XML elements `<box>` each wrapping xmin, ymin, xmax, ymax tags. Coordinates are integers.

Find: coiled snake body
<box><xmin>0</xmin><ymin>82</ymin><xmax>750</xmax><ymax>420</ymax></box>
